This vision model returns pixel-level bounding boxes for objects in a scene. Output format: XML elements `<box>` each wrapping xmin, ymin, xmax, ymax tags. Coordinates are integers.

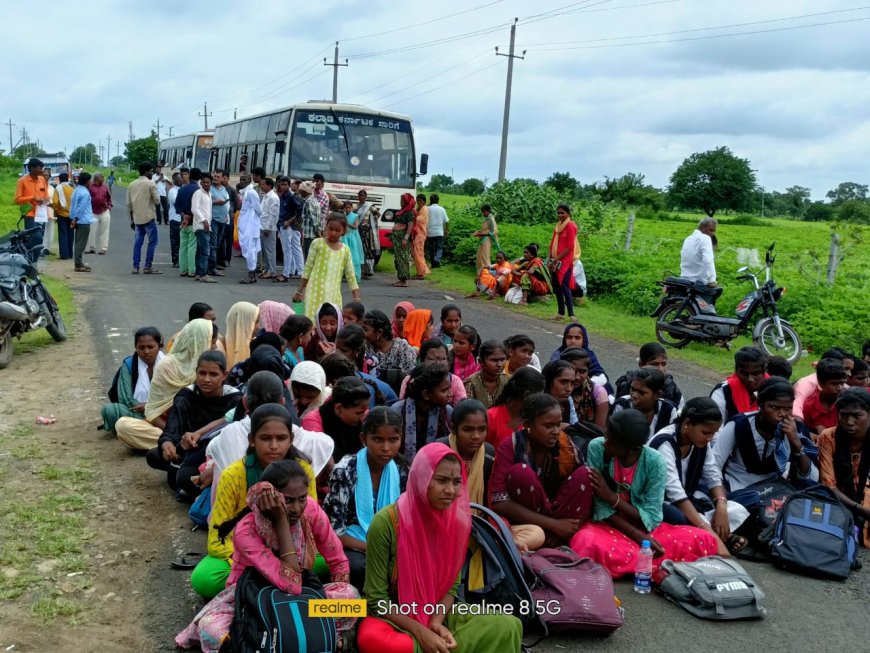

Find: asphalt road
<box><xmin>81</xmin><ymin>189</ymin><xmax>869</xmax><ymax>652</ymax></box>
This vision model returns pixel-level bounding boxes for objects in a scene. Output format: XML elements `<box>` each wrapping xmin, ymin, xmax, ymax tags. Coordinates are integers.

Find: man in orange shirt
<box><xmin>13</xmin><ymin>158</ymin><xmax>49</xmax><ymax>260</ymax></box>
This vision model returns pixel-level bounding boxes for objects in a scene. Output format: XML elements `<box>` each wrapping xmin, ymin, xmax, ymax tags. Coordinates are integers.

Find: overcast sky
<box><xmin>5</xmin><ymin>0</ymin><xmax>869</xmax><ymax>198</ymax></box>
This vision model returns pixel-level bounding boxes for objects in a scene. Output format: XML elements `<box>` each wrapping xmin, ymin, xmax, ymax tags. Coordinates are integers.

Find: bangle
<box><xmin>280</xmin><ymin>551</ymin><xmax>296</xmax><ymax>560</ymax></box>
<box><xmin>611</xmin><ymin>496</ymin><xmax>620</xmax><ymax>509</ymax></box>
<box><xmin>714</xmin><ymin>496</ymin><xmax>727</xmax><ymax>504</ymax></box>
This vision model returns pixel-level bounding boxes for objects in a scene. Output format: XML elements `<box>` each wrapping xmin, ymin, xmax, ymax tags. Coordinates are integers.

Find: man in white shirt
<box><xmin>154</xmin><ymin>163</ymin><xmax>169</xmax><ymax>225</ymax></box>
<box><xmin>680</xmin><ymin>217</ymin><xmax>720</xmax><ymax>303</ymax></box>
<box><xmin>167</xmin><ymin>172</ymin><xmax>182</xmax><ymax>267</ymax></box>
<box><xmin>259</xmin><ymin>177</ymin><xmax>280</xmax><ymax>278</ymax></box>
<box><xmin>192</xmin><ymin>172</ymin><xmax>215</xmax><ymax>283</ymax></box>
<box><xmin>426</xmin><ymin>193</ymin><xmax>449</xmax><ymax>268</ymax></box>
<box><xmin>237</xmin><ymin>172</ymin><xmax>262</xmax><ymax>284</ymax></box>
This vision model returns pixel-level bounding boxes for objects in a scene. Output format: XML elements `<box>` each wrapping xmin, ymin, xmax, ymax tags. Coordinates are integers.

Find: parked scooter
<box><xmin>651</xmin><ymin>243</ymin><xmax>801</xmax><ymax>363</ymax></box>
<box><xmin>0</xmin><ymin>221</ymin><xmax>67</xmax><ymax>368</ymax></box>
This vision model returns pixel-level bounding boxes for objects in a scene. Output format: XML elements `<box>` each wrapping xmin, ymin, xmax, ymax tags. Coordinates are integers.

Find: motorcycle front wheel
<box><xmin>35</xmin><ymin>284</ymin><xmax>67</xmax><ymax>342</ymax></box>
<box><xmin>655</xmin><ymin>304</ymin><xmax>697</xmax><ymax>348</ymax></box>
<box><xmin>0</xmin><ymin>333</ymin><xmax>13</xmax><ymax>369</ymax></box>
<box><xmin>756</xmin><ymin>321</ymin><xmax>801</xmax><ymax>364</ymax></box>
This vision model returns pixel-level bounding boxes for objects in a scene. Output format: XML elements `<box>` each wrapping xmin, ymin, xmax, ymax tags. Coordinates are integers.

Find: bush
<box><xmin>464</xmin><ymin>179</ymin><xmax>565</xmax><ymax>226</ymax></box>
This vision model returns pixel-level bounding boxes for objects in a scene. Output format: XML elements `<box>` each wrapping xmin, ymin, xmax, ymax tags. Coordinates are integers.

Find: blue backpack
<box><xmin>769</xmin><ymin>485</ymin><xmax>860</xmax><ymax>579</ymax></box>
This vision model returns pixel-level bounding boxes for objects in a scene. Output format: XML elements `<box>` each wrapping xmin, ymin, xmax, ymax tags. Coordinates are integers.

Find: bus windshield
<box><xmin>289</xmin><ymin>109</ymin><xmax>414</xmax><ymax>188</ymax></box>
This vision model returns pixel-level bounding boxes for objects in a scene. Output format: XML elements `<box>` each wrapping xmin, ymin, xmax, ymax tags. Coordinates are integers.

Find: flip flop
<box><xmin>143</xmin><ymin>268</ymin><xmax>162</xmax><ymax>275</ymax></box>
<box><xmin>392</xmin><ymin>281</ymin><xmax>408</xmax><ymax>287</ymax></box>
<box><xmin>169</xmin><ymin>552</ymin><xmax>204</xmax><ymax>570</ymax></box>
<box><xmin>726</xmin><ymin>534</ymin><xmax>748</xmax><ymax>555</ymax></box>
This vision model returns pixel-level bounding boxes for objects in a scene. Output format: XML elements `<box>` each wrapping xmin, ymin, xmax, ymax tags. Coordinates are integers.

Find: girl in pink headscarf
<box><xmin>390</xmin><ymin>301</ymin><xmax>415</xmax><ymax>339</ymax></box>
<box><xmin>357</xmin><ymin>443</ymin><xmax>523</xmax><ymax>653</ymax></box>
<box><xmin>257</xmin><ymin>300</ymin><xmax>293</xmax><ymax>335</ymax></box>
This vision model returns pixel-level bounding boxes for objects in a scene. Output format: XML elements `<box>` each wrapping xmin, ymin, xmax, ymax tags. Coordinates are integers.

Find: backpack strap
<box><xmin>654</xmin><ymin>399</ymin><xmax>677</xmax><ymax>434</ymax></box>
<box><xmin>128</xmin><ymin>354</ymin><xmax>139</xmax><ymax>394</ymax></box>
<box><xmin>650</xmin><ymin>430</ymin><xmax>707</xmax><ymax>497</ymax></box>
<box><xmin>649</xmin><ymin>432</ymin><xmax>683</xmax><ymax>484</ymax></box>
<box><xmin>722</xmin><ymin>385</ymin><xmax>738</xmax><ymax>422</ymax></box>
<box><xmin>732</xmin><ymin>414</ymin><xmax>778</xmax><ymax>476</ymax></box>
<box><xmin>483</xmin><ymin>443</ymin><xmax>495</xmax><ymax>487</ymax></box>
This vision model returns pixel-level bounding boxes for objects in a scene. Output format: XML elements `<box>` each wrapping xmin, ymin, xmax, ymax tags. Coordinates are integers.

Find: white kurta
<box><xmin>237</xmin><ymin>185</ymin><xmax>262</xmax><ymax>270</ymax></box>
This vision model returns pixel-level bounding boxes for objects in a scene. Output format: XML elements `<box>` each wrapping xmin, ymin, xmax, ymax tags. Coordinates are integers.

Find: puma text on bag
<box><xmin>658</xmin><ymin>556</ymin><xmax>766</xmax><ymax>620</ymax></box>
<box><xmin>769</xmin><ymin>485</ymin><xmax>859</xmax><ymax>580</ymax></box>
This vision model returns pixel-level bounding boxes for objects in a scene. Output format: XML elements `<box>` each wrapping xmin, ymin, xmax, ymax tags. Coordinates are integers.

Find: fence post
<box><xmin>825</xmin><ymin>230</ymin><xmax>840</xmax><ymax>286</ymax></box>
<box><xmin>624</xmin><ymin>212</ymin><xmax>635</xmax><ymax>251</ymax></box>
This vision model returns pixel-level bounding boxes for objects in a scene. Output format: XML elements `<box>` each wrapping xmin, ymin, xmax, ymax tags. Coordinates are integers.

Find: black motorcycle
<box><xmin>0</xmin><ymin>221</ymin><xmax>67</xmax><ymax>368</ymax></box>
<box><xmin>651</xmin><ymin>243</ymin><xmax>801</xmax><ymax>363</ymax></box>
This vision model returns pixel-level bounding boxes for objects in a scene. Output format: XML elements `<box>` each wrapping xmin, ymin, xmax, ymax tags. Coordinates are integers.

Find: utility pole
<box><xmin>5</xmin><ymin>118</ymin><xmax>14</xmax><ymax>154</ymax></box>
<box><xmin>323</xmin><ymin>42</ymin><xmax>348</xmax><ymax>103</ymax></box>
<box><xmin>167</xmin><ymin>126</ymin><xmax>174</xmax><ymax>137</ymax></box>
<box><xmin>495</xmin><ymin>18</ymin><xmax>526</xmax><ymax>182</ymax></box>
<box><xmin>116</xmin><ymin>140</ymin><xmax>120</xmax><ymax>161</ymax></box>
<box><xmin>128</xmin><ymin>121</ymin><xmax>134</xmax><ymax>143</ymax></box>
<box><xmin>198</xmin><ymin>102</ymin><xmax>212</xmax><ymax>130</ymax></box>
<box><xmin>99</xmin><ymin>142</ymin><xmax>106</xmax><ymax>166</ymax></box>
<box><xmin>234</xmin><ymin>108</ymin><xmax>238</xmax><ymax>120</ymax></box>
<box><xmin>107</xmin><ymin>135</ymin><xmax>112</xmax><ymax>163</ymax></box>
<box><xmin>154</xmin><ymin>117</ymin><xmax>163</xmax><ymax>139</ymax></box>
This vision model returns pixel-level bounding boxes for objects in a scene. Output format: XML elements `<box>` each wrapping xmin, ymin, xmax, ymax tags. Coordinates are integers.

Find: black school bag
<box><xmin>769</xmin><ymin>485</ymin><xmax>860</xmax><ymax>580</ymax></box>
<box><xmin>228</xmin><ymin>567</ymin><xmax>337</xmax><ymax>653</ymax></box>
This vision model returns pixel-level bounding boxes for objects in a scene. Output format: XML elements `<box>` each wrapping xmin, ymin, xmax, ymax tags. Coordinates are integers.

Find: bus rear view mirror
<box><xmin>419</xmin><ymin>153</ymin><xmax>429</xmax><ymax>176</ymax></box>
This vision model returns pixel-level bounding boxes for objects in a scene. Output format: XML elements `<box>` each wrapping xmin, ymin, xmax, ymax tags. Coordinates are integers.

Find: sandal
<box><xmin>272</xmin><ymin>275</ymin><xmax>288</xmax><ymax>283</ymax></box>
<box><xmin>131</xmin><ymin>268</ymin><xmax>140</xmax><ymax>275</ymax></box>
<box><xmin>179</xmin><ymin>272</ymin><xmax>190</xmax><ymax>277</ymax></box>
<box><xmin>726</xmin><ymin>534</ymin><xmax>748</xmax><ymax>555</ymax></box>
<box><xmin>239</xmin><ymin>276</ymin><xmax>257</xmax><ymax>285</ymax></box>
<box><xmin>392</xmin><ymin>281</ymin><xmax>408</xmax><ymax>287</ymax></box>
<box><xmin>143</xmin><ymin>268</ymin><xmax>162</xmax><ymax>275</ymax></box>
<box><xmin>259</xmin><ymin>272</ymin><xmax>273</xmax><ymax>280</ymax></box>
<box><xmin>74</xmin><ymin>266</ymin><xmax>92</xmax><ymax>272</ymax></box>
<box><xmin>198</xmin><ymin>276</ymin><xmax>217</xmax><ymax>283</ymax></box>
<box><xmin>169</xmin><ymin>552</ymin><xmax>203</xmax><ymax>570</ymax></box>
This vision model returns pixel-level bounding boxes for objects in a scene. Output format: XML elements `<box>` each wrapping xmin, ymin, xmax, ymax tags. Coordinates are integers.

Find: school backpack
<box><xmin>228</xmin><ymin>567</ymin><xmax>337</xmax><ymax>653</ymax></box>
<box><xmin>728</xmin><ymin>478</ymin><xmax>796</xmax><ymax>562</ymax></box>
<box><xmin>459</xmin><ymin>503</ymin><xmax>547</xmax><ymax>638</ymax></box>
<box><xmin>769</xmin><ymin>485</ymin><xmax>860</xmax><ymax>580</ymax></box>
<box><xmin>522</xmin><ymin>547</ymin><xmax>624</xmax><ymax>634</ymax></box>
<box><xmin>187</xmin><ymin>485</ymin><xmax>211</xmax><ymax>529</ymax></box>
<box><xmin>658</xmin><ymin>556</ymin><xmax>767</xmax><ymax>621</ymax></box>
<box><xmin>563</xmin><ymin>421</ymin><xmax>603</xmax><ymax>463</ymax></box>
<box><xmin>107</xmin><ymin>355</ymin><xmax>138</xmax><ymax>403</ymax></box>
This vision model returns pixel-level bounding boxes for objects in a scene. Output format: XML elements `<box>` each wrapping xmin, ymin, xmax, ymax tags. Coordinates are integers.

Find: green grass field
<box><xmin>1</xmin><ymin>173</ymin><xmax>76</xmax><ymax>354</ymax></box>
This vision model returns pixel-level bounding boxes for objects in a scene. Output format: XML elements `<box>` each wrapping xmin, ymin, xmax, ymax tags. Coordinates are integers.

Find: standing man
<box><xmin>126</xmin><ymin>161</ymin><xmax>162</xmax><ymax>275</ymax></box>
<box><xmin>426</xmin><ymin>193</ymin><xmax>449</xmax><ymax>268</ymax></box>
<box><xmin>154</xmin><ymin>162</ymin><xmax>169</xmax><ymax>225</ymax></box>
<box><xmin>85</xmin><ymin>173</ymin><xmax>113</xmax><ymax>254</ymax></box>
<box><xmin>679</xmin><ymin>217</ymin><xmax>720</xmax><ymax>303</ymax></box>
<box><xmin>276</xmin><ymin>176</ymin><xmax>303</xmax><ymax>282</ymax></box>
<box><xmin>13</xmin><ymin>158</ymin><xmax>49</xmax><ymax>260</ymax></box>
<box><xmin>69</xmin><ymin>172</ymin><xmax>94</xmax><ymax>272</ymax></box>
<box><xmin>237</xmin><ymin>172</ymin><xmax>262</xmax><ymax>284</ymax></box>
<box><xmin>167</xmin><ymin>172</ymin><xmax>183</xmax><ymax>267</ymax></box>
<box><xmin>299</xmin><ymin>181</ymin><xmax>321</xmax><ymax>260</ymax></box>
<box><xmin>312</xmin><ymin>173</ymin><xmax>329</xmax><ymax>232</ymax></box>
<box><xmin>192</xmin><ymin>172</ymin><xmax>215</xmax><ymax>283</ymax></box>
<box><xmin>259</xmin><ymin>177</ymin><xmax>279</xmax><ymax>279</ymax></box>
<box><xmin>52</xmin><ymin>173</ymin><xmax>75</xmax><ymax>260</ymax></box>
<box><xmin>175</xmin><ymin>167</ymin><xmax>202</xmax><ymax>278</ymax></box>
<box><xmin>209</xmin><ymin>169</ymin><xmax>229</xmax><ymax>277</ymax></box>
<box><xmin>221</xmin><ymin>179</ymin><xmax>238</xmax><ymax>269</ymax></box>
<box><xmin>41</xmin><ymin>169</ymin><xmax>56</xmax><ymax>256</ymax></box>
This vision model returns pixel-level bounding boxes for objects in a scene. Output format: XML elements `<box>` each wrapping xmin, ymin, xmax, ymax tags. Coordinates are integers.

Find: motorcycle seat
<box><xmin>663</xmin><ymin>276</ymin><xmax>696</xmax><ymax>287</ymax></box>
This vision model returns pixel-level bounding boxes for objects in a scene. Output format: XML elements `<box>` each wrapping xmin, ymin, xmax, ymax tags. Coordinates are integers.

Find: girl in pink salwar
<box><xmin>570</xmin><ymin>408</ymin><xmax>719</xmax><ymax>578</ymax></box>
<box><xmin>176</xmin><ymin>462</ymin><xmax>358</xmax><ymax>653</ymax></box>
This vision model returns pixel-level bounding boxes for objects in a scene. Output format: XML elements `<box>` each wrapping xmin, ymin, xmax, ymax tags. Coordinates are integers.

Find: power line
<box><xmin>341</xmin><ymin>0</ymin><xmax>506</xmax><ymax>42</ymax></box>
<box><xmin>383</xmin><ymin>58</ymin><xmax>505</xmax><ymax>109</ymax></box>
<box><xmin>520</xmin><ymin>5</ymin><xmax>870</xmax><ymax>47</ymax></box>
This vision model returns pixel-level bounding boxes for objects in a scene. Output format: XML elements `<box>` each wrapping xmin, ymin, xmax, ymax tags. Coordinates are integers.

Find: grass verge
<box><xmin>0</xmin><ymin>421</ymin><xmax>96</xmax><ymax>624</ymax></box>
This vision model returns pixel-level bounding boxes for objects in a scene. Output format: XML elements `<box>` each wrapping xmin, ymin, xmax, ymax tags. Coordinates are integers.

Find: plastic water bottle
<box><xmin>634</xmin><ymin>540</ymin><xmax>653</xmax><ymax>594</ymax></box>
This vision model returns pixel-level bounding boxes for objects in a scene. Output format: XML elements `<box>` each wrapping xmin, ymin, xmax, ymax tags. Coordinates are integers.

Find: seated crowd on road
<box><xmin>98</xmin><ymin>281</ymin><xmax>870</xmax><ymax>651</ymax></box>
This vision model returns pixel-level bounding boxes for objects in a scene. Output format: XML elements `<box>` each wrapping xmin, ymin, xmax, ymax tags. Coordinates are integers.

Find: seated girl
<box><xmin>116</xmin><ymin>318</ymin><xmax>214</xmax><ymax>451</ymax></box>
<box><xmin>279</xmin><ymin>314</ymin><xmax>313</xmax><ymax>371</ymax></box>
<box><xmin>650</xmin><ymin>398</ymin><xmax>749</xmax><ymax>555</ymax></box>
<box><xmin>490</xmin><ymin>394</ymin><xmax>592</xmax><ymax>549</ymax></box>
<box><xmin>549</xmin><ymin>322</ymin><xmax>612</xmax><ymax>395</ymax></box>
<box><xmin>178</xmin><ymin>460</ymin><xmax>358</xmax><ymax>653</ymax></box>
<box><xmin>363</xmin><ymin>309</ymin><xmax>418</xmax><ymax>394</ymax></box>
<box><xmin>333</xmin><ymin>326</ymin><xmax>398</xmax><ymax>407</ymax></box>
<box><xmin>612</xmin><ymin>368</ymin><xmax>679</xmax><ymax>442</ymax></box>
<box><xmin>570</xmin><ymin>409</ymin><xmax>720</xmax><ymax>578</ymax></box>
<box><xmin>342</xmin><ymin>300</ymin><xmax>365</xmax><ymax>325</ymax></box>
<box><xmin>303</xmin><ymin>302</ymin><xmax>343</xmax><ymax>362</ymax></box>
<box><xmin>399</xmin><ymin>339</ymin><xmax>467</xmax><ymax>407</ymax></box>
<box><xmin>463</xmin><ymin>339</ymin><xmax>509</xmax><ymax>409</ymax></box>
<box><xmin>324</xmin><ymin>407</ymin><xmax>410</xmax><ymax>590</ymax></box>
<box><xmin>191</xmin><ymin>403</ymin><xmax>317</xmax><ymax>599</ymax></box>
<box><xmin>543</xmin><ymin>360</ymin><xmax>581</xmax><ymax>429</ymax></box>
<box><xmin>224</xmin><ymin>301</ymin><xmax>260</xmax><ymax>370</ymax></box>
<box><xmin>358</xmin><ymin>443</ymin><xmax>523</xmax><ymax>653</ymax></box>
<box><xmin>432</xmin><ymin>303</ymin><xmax>461</xmax><ymax>346</ymax></box>
<box><xmin>303</xmin><ymin>376</ymin><xmax>371</xmax><ymax>463</ymax></box>
<box><xmin>709</xmin><ymin>345</ymin><xmax>768</xmax><ymax>423</ymax></box>
<box><xmin>390</xmin><ymin>301</ymin><xmax>415</xmax><ymax>339</ymax></box>
<box><xmin>504</xmin><ymin>334</ymin><xmax>541</xmax><ymax>374</ymax></box>
<box><xmin>390</xmin><ymin>363</ymin><xmax>453</xmax><ymax>463</ymax></box>
<box><xmin>817</xmin><ymin>388</ymin><xmax>870</xmax><ymax>546</ymax></box>
<box><xmin>438</xmin><ymin>399</ymin><xmax>495</xmax><ymax>504</ymax></box>
<box><xmin>101</xmin><ymin>326</ymin><xmax>165</xmax><ymax>433</ymax></box>
<box><xmin>451</xmin><ymin>325</ymin><xmax>481</xmax><ymax>381</ymax></box>
<box><xmin>256</xmin><ymin>300</ymin><xmax>293</xmax><ymax>336</ymax></box>
<box><xmin>615</xmin><ymin>342</ymin><xmax>684</xmax><ymax>410</ymax></box>
<box><xmin>290</xmin><ymin>361</ymin><xmax>330</xmax><ymax>419</ymax></box>
<box><xmin>479</xmin><ymin>252</ymin><xmax>514</xmax><ymax>299</ymax></box>
<box><xmin>560</xmin><ymin>347</ymin><xmax>609</xmax><ymax>429</ymax></box>
<box><xmin>511</xmin><ymin>242</ymin><xmax>550</xmax><ymax>305</ymax></box>
<box><xmin>711</xmin><ymin>377</ymin><xmax>818</xmax><ymax>496</ymax></box>
<box><xmin>146</xmin><ymin>351</ymin><xmax>241</xmax><ymax>497</ymax></box>
<box><xmin>403</xmin><ymin>308</ymin><xmax>434</xmax><ymax>350</ymax></box>
<box><xmin>487</xmin><ymin>367</ymin><xmax>546</xmax><ymax>447</ymax></box>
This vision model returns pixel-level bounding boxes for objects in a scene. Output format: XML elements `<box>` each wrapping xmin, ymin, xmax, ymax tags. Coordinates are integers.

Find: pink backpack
<box><xmin>522</xmin><ymin>547</ymin><xmax>624</xmax><ymax>634</ymax></box>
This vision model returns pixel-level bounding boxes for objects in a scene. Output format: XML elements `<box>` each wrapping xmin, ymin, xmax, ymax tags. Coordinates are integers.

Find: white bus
<box><xmin>210</xmin><ymin>102</ymin><xmax>428</xmax><ymax>245</ymax></box>
<box><xmin>158</xmin><ymin>131</ymin><xmax>214</xmax><ymax>171</ymax></box>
